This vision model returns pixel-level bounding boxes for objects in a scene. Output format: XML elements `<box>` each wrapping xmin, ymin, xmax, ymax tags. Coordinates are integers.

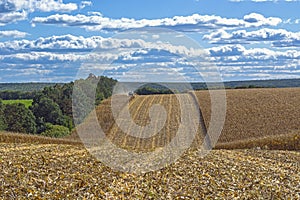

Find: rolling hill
<box><xmin>1</xmin><ymin>87</ymin><xmax>299</xmax><ymax>199</ymax></box>
<box><xmin>69</xmin><ymin>87</ymin><xmax>300</xmax><ymax>151</ymax></box>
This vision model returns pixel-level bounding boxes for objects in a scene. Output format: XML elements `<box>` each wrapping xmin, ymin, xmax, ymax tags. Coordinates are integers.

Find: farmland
<box><xmin>0</xmin><ymin>141</ymin><xmax>299</xmax><ymax>199</ymax></box>
<box><xmin>196</xmin><ymin>88</ymin><xmax>300</xmax><ymax>144</ymax></box>
<box><xmin>0</xmin><ymin>88</ymin><xmax>299</xmax><ymax>198</ymax></box>
<box><xmin>71</xmin><ymin>87</ymin><xmax>299</xmax><ymax>151</ymax></box>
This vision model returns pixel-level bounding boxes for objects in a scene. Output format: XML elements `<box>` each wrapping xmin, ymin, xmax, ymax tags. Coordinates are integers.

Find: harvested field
<box><xmin>0</xmin><ymin>143</ymin><xmax>299</xmax><ymax>199</ymax></box>
<box><xmin>1</xmin><ymin>88</ymin><xmax>300</xmax><ymax>199</ymax></box>
<box><xmin>195</xmin><ymin>88</ymin><xmax>300</xmax><ymax>144</ymax></box>
<box><xmin>69</xmin><ymin>88</ymin><xmax>300</xmax><ymax>151</ymax></box>
<box><xmin>103</xmin><ymin>94</ymin><xmax>182</xmax><ymax>151</ymax></box>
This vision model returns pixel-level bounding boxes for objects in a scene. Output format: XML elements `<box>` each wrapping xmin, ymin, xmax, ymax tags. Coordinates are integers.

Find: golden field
<box><xmin>82</xmin><ymin>87</ymin><xmax>300</xmax><ymax>151</ymax></box>
<box><xmin>0</xmin><ymin>143</ymin><xmax>299</xmax><ymax>199</ymax></box>
<box><xmin>0</xmin><ymin>88</ymin><xmax>299</xmax><ymax>199</ymax></box>
<box><xmin>197</xmin><ymin>88</ymin><xmax>300</xmax><ymax>145</ymax></box>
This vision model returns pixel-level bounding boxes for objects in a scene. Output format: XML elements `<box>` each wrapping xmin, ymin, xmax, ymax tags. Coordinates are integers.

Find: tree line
<box><xmin>0</xmin><ymin>75</ymin><xmax>117</xmax><ymax>138</ymax></box>
<box><xmin>0</xmin><ymin>83</ymin><xmax>58</xmax><ymax>92</ymax></box>
<box><xmin>134</xmin><ymin>83</ymin><xmax>177</xmax><ymax>95</ymax></box>
<box><xmin>0</xmin><ymin>90</ymin><xmax>37</xmax><ymax>100</ymax></box>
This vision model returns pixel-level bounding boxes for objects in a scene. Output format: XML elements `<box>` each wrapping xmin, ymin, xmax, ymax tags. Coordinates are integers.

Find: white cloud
<box><xmin>17</xmin><ymin>68</ymin><xmax>52</xmax><ymax>76</ymax></box>
<box><xmin>152</xmin><ymin>35</ymin><xmax>160</xmax><ymax>39</ymax></box>
<box><xmin>222</xmin><ymin>44</ymin><xmax>294</xmax><ymax>57</ymax></box>
<box><xmin>203</xmin><ymin>28</ymin><xmax>300</xmax><ymax>47</ymax></box>
<box><xmin>0</xmin><ymin>30</ymin><xmax>28</xmax><ymax>38</ymax></box>
<box><xmin>243</xmin><ymin>13</ymin><xmax>281</xmax><ymax>26</ymax></box>
<box><xmin>0</xmin><ymin>34</ymin><xmax>207</xmax><ymax>59</ymax></box>
<box><xmin>208</xmin><ymin>44</ymin><xmax>246</xmax><ymax>56</ymax></box>
<box><xmin>0</xmin><ymin>35</ymin><xmax>299</xmax><ymax>82</ymax></box>
<box><xmin>31</xmin><ymin>12</ymin><xmax>282</xmax><ymax>32</ymax></box>
<box><xmin>0</xmin><ymin>0</ymin><xmax>83</xmax><ymax>25</ymax></box>
<box><xmin>0</xmin><ymin>10</ymin><xmax>27</xmax><ymax>26</ymax></box>
<box><xmin>208</xmin><ymin>44</ymin><xmax>300</xmax><ymax>69</ymax></box>
<box><xmin>80</xmin><ymin>1</ymin><xmax>92</xmax><ymax>9</ymax></box>
<box><xmin>0</xmin><ymin>34</ymin><xmax>208</xmax><ymax>73</ymax></box>
<box><xmin>3</xmin><ymin>0</ymin><xmax>78</xmax><ymax>12</ymax></box>
<box><xmin>210</xmin><ymin>45</ymin><xmax>300</xmax><ymax>80</ymax></box>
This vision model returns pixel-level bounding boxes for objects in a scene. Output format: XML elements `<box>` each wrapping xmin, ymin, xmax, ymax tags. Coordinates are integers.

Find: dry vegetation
<box><xmin>101</xmin><ymin>94</ymin><xmax>182</xmax><ymax>151</ymax></box>
<box><xmin>1</xmin><ymin>88</ymin><xmax>300</xmax><ymax>198</ymax></box>
<box><xmin>72</xmin><ymin>87</ymin><xmax>299</xmax><ymax>151</ymax></box>
<box><xmin>0</xmin><ymin>143</ymin><xmax>299</xmax><ymax>199</ymax></box>
<box><xmin>196</xmin><ymin>88</ymin><xmax>300</xmax><ymax>150</ymax></box>
<box><xmin>196</xmin><ymin>88</ymin><xmax>300</xmax><ymax>143</ymax></box>
<box><xmin>0</xmin><ymin>131</ymin><xmax>82</xmax><ymax>146</ymax></box>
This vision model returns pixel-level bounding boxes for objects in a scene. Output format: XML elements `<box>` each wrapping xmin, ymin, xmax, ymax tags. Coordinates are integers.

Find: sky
<box><xmin>0</xmin><ymin>0</ymin><xmax>300</xmax><ymax>82</ymax></box>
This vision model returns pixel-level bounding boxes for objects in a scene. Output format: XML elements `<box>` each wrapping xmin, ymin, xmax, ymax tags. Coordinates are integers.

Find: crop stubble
<box><xmin>1</xmin><ymin>88</ymin><xmax>300</xmax><ymax>198</ymax></box>
<box><xmin>0</xmin><ymin>143</ymin><xmax>299</xmax><ymax>199</ymax></box>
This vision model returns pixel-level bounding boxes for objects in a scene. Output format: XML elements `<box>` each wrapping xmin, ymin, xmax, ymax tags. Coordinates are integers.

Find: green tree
<box><xmin>41</xmin><ymin>123</ymin><xmax>70</xmax><ymax>138</ymax></box>
<box><xmin>0</xmin><ymin>100</ymin><xmax>7</xmax><ymax>130</ymax></box>
<box><xmin>4</xmin><ymin>103</ymin><xmax>36</xmax><ymax>134</ymax></box>
<box><xmin>31</xmin><ymin>95</ymin><xmax>69</xmax><ymax>131</ymax></box>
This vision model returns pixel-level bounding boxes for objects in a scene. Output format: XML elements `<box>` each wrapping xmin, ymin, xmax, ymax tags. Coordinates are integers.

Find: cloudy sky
<box><xmin>0</xmin><ymin>0</ymin><xmax>300</xmax><ymax>82</ymax></box>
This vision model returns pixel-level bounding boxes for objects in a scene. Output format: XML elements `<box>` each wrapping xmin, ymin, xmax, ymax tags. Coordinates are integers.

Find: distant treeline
<box><xmin>130</xmin><ymin>79</ymin><xmax>300</xmax><ymax>95</ymax></box>
<box><xmin>192</xmin><ymin>79</ymin><xmax>300</xmax><ymax>90</ymax></box>
<box><xmin>0</xmin><ymin>90</ymin><xmax>37</xmax><ymax>100</ymax></box>
<box><xmin>0</xmin><ymin>75</ymin><xmax>117</xmax><ymax>137</ymax></box>
<box><xmin>135</xmin><ymin>83</ymin><xmax>176</xmax><ymax>95</ymax></box>
<box><xmin>0</xmin><ymin>83</ymin><xmax>60</xmax><ymax>92</ymax></box>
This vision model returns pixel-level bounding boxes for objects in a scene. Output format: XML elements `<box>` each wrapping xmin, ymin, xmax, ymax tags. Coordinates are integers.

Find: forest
<box><xmin>0</xmin><ymin>75</ymin><xmax>117</xmax><ymax>138</ymax></box>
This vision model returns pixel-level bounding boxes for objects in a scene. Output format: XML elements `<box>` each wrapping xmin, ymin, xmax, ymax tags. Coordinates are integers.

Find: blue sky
<box><xmin>0</xmin><ymin>0</ymin><xmax>300</xmax><ymax>82</ymax></box>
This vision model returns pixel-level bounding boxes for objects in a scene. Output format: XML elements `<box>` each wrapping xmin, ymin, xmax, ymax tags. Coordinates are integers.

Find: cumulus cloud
<box><xmin>207</xmin><ymin>44</ymin><xmax>300</xmax><ymax>80</ymax></box>
<box><xmin>0</xmin><ymin>10</ymin><xmax>27</xmax><ymax>26</ymax></box>
<box><xmin>203</xmin><ymin>28</ymin><xmax>300</xmax><ymax>47</ymax></box>
<box><xmin>80</xmin><ymin>1</ymin><xmax>92</xmax><ymax>9</ymax></box>
<box><xmin>0</xmin><ymin>34</ymin><xmax>213</xmax><ymax>82</ymax></box>
<box><xmin>0</xmin><ymin>34</ymin><xmax>206</xmax><ymax>60</ymax></box>
<box><xmin>0</xmin><ymin>0</ymin><xmax>83</xmax><ymax>25</ymax></box>
<box><xmin>1</xmin><ymin>0</ymin><xmax>78</xmax><ymax>13</ymax></box>
<box><xmin>0</xmin><ymin>34</ymin><xmax>299</xmax><ymax>82</ymax></box>
<box><xmin>209</xmin><ymin>44</ymin><xmax>299</xmax><ymax>57</ymax></box>
<box><xmin>243</xmin><ymin>13</ymin><xmax>281</xmax><ymax>26</ymax></box>
<box><xmin>0</xmin><ymin>35</ymin><xmax>147</xmax><ymax>55</ymax></box>
<box><xmin>208</xmin><ymin>44</ymin><xmax>300</xmax><ymax>66</ymax></box>
<box><xmin>0</xmin><ymin>30</ymin><xmax>28</xmax><ymax>38</ymax></box>
<box><xmin>31</xmin><ymin>12</ymin><xmax>282</xmax><ymax>32</ymax></box>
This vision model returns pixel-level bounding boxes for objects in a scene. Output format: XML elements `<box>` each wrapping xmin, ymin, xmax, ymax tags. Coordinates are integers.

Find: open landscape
<box><xmin>1</xmin><ymin>0</ymin><xmax>300</xmax><ymax>198</ymax></box>
<box><xmin>1</xmin><ymin>87</ymin><xmax>299</xmax><ymax>199</ymax></box>
<box><xmin>71</xmin><ymin>87</ymin><xmax>300</xmax><ymax>151</ymax></box>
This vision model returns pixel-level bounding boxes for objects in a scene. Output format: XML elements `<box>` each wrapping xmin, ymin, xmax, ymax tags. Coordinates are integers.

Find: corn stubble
<box><xmin>195</xmin><ymin>88</ymin><xmax>300</xmax><ymax>150</ymax></box>
<box><xmin>0</xmin><ymin>143</ymin><xmax>299</xmax><ymax>199</ymax></box>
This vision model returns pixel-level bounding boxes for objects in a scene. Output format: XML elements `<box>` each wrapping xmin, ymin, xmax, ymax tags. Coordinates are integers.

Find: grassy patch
<box><xmin>0</xmin><ymin>131</ymin><xmax>82</xmax><ymax>145</ymax></box>
<box><xmin>2</xmin><ymin>99</ymin><xmax>33</xmax><ymax>108</ymax></box>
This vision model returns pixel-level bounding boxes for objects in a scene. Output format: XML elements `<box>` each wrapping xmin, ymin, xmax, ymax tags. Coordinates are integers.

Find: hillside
<box><xmin>69</xmin><ymin>88</ymin><xmax>300</xmax><ymax>151</ymax></box>
<box><xmin>1</xmin><ymin>88</ymin><xmax>300</xmax><ymax>198</ymax></box>
<box><xmin>196</xmin><ymin>88</ymin><xmax>300</xmax><ymax>144</ymax></box>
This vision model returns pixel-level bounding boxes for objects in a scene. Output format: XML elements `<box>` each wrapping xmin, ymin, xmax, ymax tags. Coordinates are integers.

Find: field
<box><xmin>195</xmin><ymin>88</ymin><xmax>300</xmax><ymax>144</ymax></box>
<box><xmin>0</xmin><ymin>142</ymin><xmax>299</xmax><ymax>199</ymax></box>
<box><xmin>69</xmin><ymin>87</ymin><xmax>299</xmax><ymax>151</ymax></box>
<box><xmin>2</xmin><ymin>99</ymin><xmax>33</xmax><ymax>108</ymax></box>
<box><xmin>0</xmin><ymin>88</ymin><xmax>299</xmax><ymax>198</ymax></box>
